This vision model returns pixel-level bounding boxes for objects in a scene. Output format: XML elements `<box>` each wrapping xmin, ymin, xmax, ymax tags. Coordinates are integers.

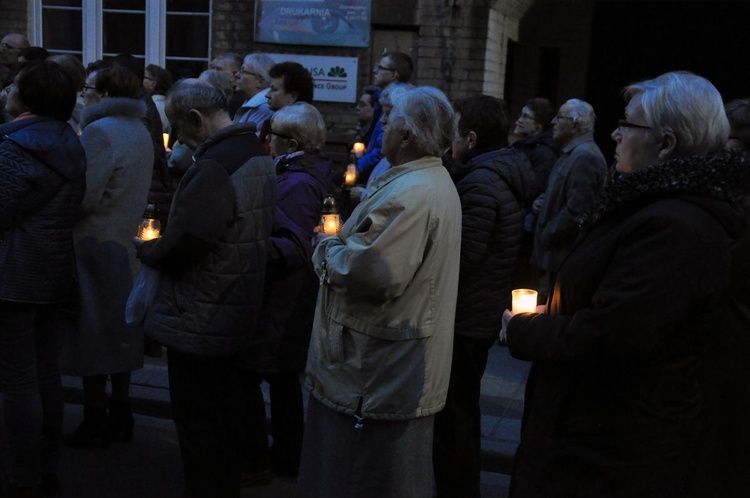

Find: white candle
<box><xmin>344</xmin><ymin>164</ymin><xmax>357</xmax><ymax>186</ymax></box>
<box><xmin>162</xmin><ymin>132</ymin><xmax>170</xmax><ymax>151</ymax></box>
<box><xmin>512</xmin><ymin>289</ymin><xmax>538</xmax><ymax>314</ymax></box>
<box><xmin>352</xmin><ymin>142</ymin><xmax>366</xmax><ymax>158</ymax></box>
<box><xmin>322</xmin><ymin>214</ymin><xmax>341</xmax><ymax>235</ymax></box>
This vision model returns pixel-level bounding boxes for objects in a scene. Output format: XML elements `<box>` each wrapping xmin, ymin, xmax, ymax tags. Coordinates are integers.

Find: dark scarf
<box><xmin>581</xmin><ymin>150</ymin><xmax>750</xmax><ymax>228</ymax></box>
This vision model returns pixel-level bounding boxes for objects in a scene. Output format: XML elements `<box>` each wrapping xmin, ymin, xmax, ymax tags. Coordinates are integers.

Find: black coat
<box><xmin>507</xmin><ymin>152</ymin><xmax>750</xmax><ymax>497</ymax></box>
<box><xmin>452</xmin><ymin>148</ymin><xmax>534</xmax><ymax>339</ymax></box>
<box><xmin>512</xmin><ymin>130</ymin><xmax>559</xmax><ymax>203</ymax></box>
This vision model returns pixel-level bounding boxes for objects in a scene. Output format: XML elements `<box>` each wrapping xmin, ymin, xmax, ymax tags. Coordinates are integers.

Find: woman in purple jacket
<box><xmin>240</xmin><ymin>102</ymin><xmax>335</xmax><ymax>483</ymax></box>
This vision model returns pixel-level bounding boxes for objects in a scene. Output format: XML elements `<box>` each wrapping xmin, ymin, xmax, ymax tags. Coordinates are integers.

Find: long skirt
<box><xmin>299</xmin><ymin>395</ymin><xmax>435</xmax><ymax>498</ymax></box>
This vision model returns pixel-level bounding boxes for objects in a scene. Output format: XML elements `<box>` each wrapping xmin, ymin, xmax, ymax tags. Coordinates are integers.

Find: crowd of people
<box><xmin>1</xmin><ymin>29</ymin><xmax>750</xmax><ymax>498</ymax></box>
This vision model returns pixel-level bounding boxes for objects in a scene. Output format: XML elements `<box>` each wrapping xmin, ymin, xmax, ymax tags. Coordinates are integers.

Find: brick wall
<box><xmin>0</xmin><ymin>0</ymin><xmax>29</xmax><ymax>41</ymax></box>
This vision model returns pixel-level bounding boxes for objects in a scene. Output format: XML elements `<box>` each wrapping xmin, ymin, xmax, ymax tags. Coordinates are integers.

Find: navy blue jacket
<box><xmin>245</xmin><ymin>150</ymin><xmax>335</xmax><ymax>372</ymax></box>
<box><xmin>0</xmin><ymin>116</ymin><xmax>86</xmax><ymax>303</ymax></box>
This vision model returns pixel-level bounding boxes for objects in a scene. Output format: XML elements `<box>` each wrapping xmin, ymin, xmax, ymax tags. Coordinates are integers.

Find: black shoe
<box><xmin>108</xmin><ymin>401</ymin><xmax>135</xmax><ymax>442</ymax></box>
<box><xmin>61</xmin><ymin>408</ymin><xmax>111</xmax><ymax>449</ymax></box>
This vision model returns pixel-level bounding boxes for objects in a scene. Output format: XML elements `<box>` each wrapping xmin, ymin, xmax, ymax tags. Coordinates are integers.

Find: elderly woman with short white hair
<box><xmin>233</xmin><ymin>53</ymin><xmax>276</xmax><ymax>133</ymax></box>
<box><xmin>503</xmin><ymin>71</ymin><xmax>750</xmax><ymax>496</ymax></box>
<box><xmin>299</xmin><ymin>87</ymin><xmax>462</xmax><ymax>497</ymax></box>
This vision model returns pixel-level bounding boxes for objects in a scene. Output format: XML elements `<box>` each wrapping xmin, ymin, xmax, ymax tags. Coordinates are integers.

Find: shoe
<box><xmin>108</xmin><ymin>400</ymin><xmax>135</xmax><ymax>442</ymax></box>
<box><xmin>240</xmin><ymin>469</ymin><xmax>273</xmax><ymax>488</ymax></box>
<box><xmin>39</xmin><ymin>474</ymin><xmax>60</xmax><ymax>497</ymax></box>
<box><xmin>61</xmin><ymin>407</ymin><xmax>111</xmax><ymax>449</ymax></box>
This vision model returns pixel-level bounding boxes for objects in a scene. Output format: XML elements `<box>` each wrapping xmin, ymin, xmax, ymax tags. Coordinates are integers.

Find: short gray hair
<box><xmin>242</xmin><ymin>53</ymin><xmax>276</xmax><ymax>86</ymax></box>
<box><xmin>389</xmin><ymin>86</ymin><xmax>455</xmax><ymax>157</ymax></box>
<box><xmin>199</xmin><ymin>69</ymin><xmax>232</xmax><ymax>99</ymax></box>
<box><xmin>624</xmin><ymin>71</ymin><xmax>729</xmax><ymax>157</ymax></box>
<box><xmin>565</xmin><ymin>98</ymin><xmax>596</xmax><ymax>133</ymax></box>
<box><xmin>379</xmin><ymin>82</ymin><xmax>414</xmax><ymax>107</ymax></box>
<box><xmin>270</xmin><ymin>102</ymin><xmax>326</xmax><ymax>151</ymax></box>
<box><xmin>166</xmin><ymin>78</ymin><xmax>228</xmax><ymax>130</ymax></box>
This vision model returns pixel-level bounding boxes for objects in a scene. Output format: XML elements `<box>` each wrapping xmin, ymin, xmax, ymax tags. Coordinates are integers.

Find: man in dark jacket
<box><xmin>433</xmin><ymin>95</ymin><xmax>534</xmax><ymax>497</ymax></box>
<box><xmin>135</xmin><ymin>79</ymin><xmax>276</xmax><ymax>498</ymax></box>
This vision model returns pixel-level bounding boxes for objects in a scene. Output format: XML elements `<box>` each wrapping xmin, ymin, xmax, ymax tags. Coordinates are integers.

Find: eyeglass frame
<box><xmin>554</xmin><ymin>114</ymin><xmax>576</xmax><ymax>122</ymax></box>
<box><xmin>617</xmin><ymin>119</ymin><xmax>653</xmax><ymax>131</ymax></box>
<box><xmin>518</xmin><ymin>111</ymin><xmax>539</xmax><ymax>122</ymax></box>
<box><xmin>1</xmin><ymin>42</ymin><xmax>22</xmax><ymax>51</ymax></box>
<box><xmin>238</xmin><ymin>68</ymin><xmax>261</xmax><ymax>78</ymax></box>
<box><xmin>267</xmin><ymin>128</ymin><xmax>295</xmax><ymax>141</ymax></box>
<box><xmin>373</xmin><ymin>64</ymin><xmax>396</xmax><ymax>74</ymax></box>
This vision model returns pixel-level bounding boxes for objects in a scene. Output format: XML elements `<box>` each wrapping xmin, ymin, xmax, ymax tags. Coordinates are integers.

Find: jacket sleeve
<box><xmin>0</xmin><ymin>146</ymin><xmax>34</xmax><ymax>232</ymax></box>
<box><xmin>508</xmin><ymin>209</ymin><xmax>726</xmax><ymax>366</ymax></box>
<box><xmin>528</xmin><ymin>143</ymin><xmax>557</xmax><ymax>199</ymax></box>
<box><xmin>313</xmin><ymin>181</ymin><xmax>434</xmax><ymax>301</ymax></box>
<box><xmin>268</xmin><ymin>177</ymin><xmax>322</xmax><ymax>269</ymax></box>
<box><xmin>538</xmin><ymin>152</ymin><xmax>605</xmax><ymax>249</ymax></box>
<box><xmin>457</xmin><ymin>172</ymin><xmax>506</xmax><ymax>270</ymax></box>
<box><xmin>137</xmin><ymin>159</ymin><xmax>234</xmax><ymax>271</ymax></box>
<box><xmin>356</xmin><ymin>120</ymin><xmax>383</xmax><ymax>179</ymax></box>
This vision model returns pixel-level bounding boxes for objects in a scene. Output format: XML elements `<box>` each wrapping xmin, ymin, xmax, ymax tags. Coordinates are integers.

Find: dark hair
<box><xmin>725</xmin><ymin>98</ymin><xmax>750</xmax><ymax>151</ymax></box>
<box><xmin>48</xmin><ymin>54</ymin><xmax>86</xmax><ymax>91</ymax></box>
<box><xmin>145</xmin><ymin>64</ymin><xmax>174</xmax><ymax>95</ymax></box>
<box><xmin>362</xmin><ymin>84</ymin><xmax>379</xmax><ymax>103</ymax></box>
<box><xmin>384</xmin><ymin>51</ymin><xmax>413</xmax><ymax>83</ymax></box>
<box><xmin>268</xmin><ymin>62</ymin><xmax>314</xmax><ymax>103</ymax></box>
<box><xmin>213</xmin><ymin>52</ymin><xmax>243</xmax><ymax>71</ymax></box>
<box><xmin>93</xmin><ymin>64</ymin><xmax>141</xmax><ymax>99</ymax></box>
<box><xmin>525</xmin><ymin>97</ymin><xmax>554</xmax><ymax>131</ymax></box>
<box><xmin>454</xmin><ymin>94</ymin><xmax>510</xmax><ymax>150</ymax></box>
<box><xmin>110</xmin><ymin>53</ymin><xmax>144</xmax><ymax>80</ymax></box>
<box><xmin>19</xmin><ymin>46</ymin><xmax>49</xmax><ymax>65</ymax></box>
<box><xmin>16</xmin><ymin>61</ymin><xmax>76</xmax><ymax>121</ymax></box>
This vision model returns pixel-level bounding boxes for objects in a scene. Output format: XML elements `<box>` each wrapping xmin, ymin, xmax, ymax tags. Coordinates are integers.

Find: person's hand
<box><xmin>498</xmin><ymin>309</ymin><xmax>514</xmax><ymax>344</ymax></box>
<box><xmin>132</xmin><ymin>237</ymin><xmax>145</xmax><ymax>247</ymax></box>
<box><xmin>349</xmin><ymin>186</ymin><xmax>365</xmax><ymax>202</ymax></box>
<box><xmin>312</xmin><ymin>226</ymin><xmax>335</xmax><ymax>248</ymax></box>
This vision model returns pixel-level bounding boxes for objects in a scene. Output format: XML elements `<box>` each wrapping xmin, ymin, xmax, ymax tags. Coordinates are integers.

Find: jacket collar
<box><xmin>79</xmin><ymin>97</ymin><xmax>147</xmax><ymax>130</ymax></box>
<box><xmin>582</xmin><ymin>150</ymin><xmax>750</xmax><ymax>227</ymax></box>
<box><xmin>561</xmin><ymin>131</ymin><xmax>595</xmax><ymax>154</ymax></box>
<box><xmin>193</xmin><ymin>123</ymin><xmax>257</xmax><ymax>159</ymax></box>
<box><xmin>367</xmin><ymin>156</ymin><xmax>442</xmax><ymax>197</ymax></box>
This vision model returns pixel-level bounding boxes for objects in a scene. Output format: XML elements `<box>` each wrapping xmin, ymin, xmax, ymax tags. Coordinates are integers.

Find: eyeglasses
<box><xmin>82</xmin><ymin>85</ymin><xmax>96</xmax><ymax>92</ymax></box>
<box><xmin>617</xmin><ymin>119</ymin><xmax>652</xmax><ymax>131</ymax></box>
<box><xmin>1</xmin><ymin>43</ymin><xmax>21</xmax><ymax>51</ymax></box>
<box><xmin>373</xmin><ymin>64</ymin><xmax>396</xmax><ymax>73</ymax></box>
<box><xmin>143</xmin><ymin>76</ymin><xmax>155</xmax><ymax>82</ymax></box>
<box><xmin>239</xmin><ymin>69</ymin><xmax>260</xmax><ymax>78</ymax></box>
<box><xmin>268</xmin><ymin>129</ymin><xmax>294</xmax><ymax>141</ymax></box>
<box><xmin>554</xmin><ymin>114</ymin><xmax>575</xmax><ymax>121</ymax></box>
<box><xmin>518</xmin><ymin>112</ymin><xmax>538</xmax><ymax>122</ymax></box>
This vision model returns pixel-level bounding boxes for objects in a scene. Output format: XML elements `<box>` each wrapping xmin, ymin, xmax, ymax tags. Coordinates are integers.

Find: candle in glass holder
<box><xmin>137</xmin><ymin>204</ymin><xmax>162</xmax><ymax>241</ymax></box>
<box><xmin>162</xmin><ymin>132</ymin><xmax>170</xmax><ymax>151</ymax></box>
<box><xmin>512</xmin><ymin>289</ymin><xmax>538</xmax><ymax>314</ymax></box>
<box><xmin>352</xmin><ymin>142</ymin><xmax>366</xmax><ymax>158</ymax></box>
<box><xmin>321</xmin><ymin>214</ymin><xmax>341</xmax><ymax>235</ymax></box>
<box><xmin>344</xmin><ymin>164</ymin><xmax>358</xmax><ymax>186</ymax></box>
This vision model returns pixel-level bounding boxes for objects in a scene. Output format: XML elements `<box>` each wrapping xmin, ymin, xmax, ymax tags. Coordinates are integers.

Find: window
<box><xmin>33</xmin><ymin>0</ymin><xmax>211</xmax><ymax>76</ymax></box>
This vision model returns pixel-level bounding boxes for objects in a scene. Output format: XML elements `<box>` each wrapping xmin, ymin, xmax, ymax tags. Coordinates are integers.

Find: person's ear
<box><xmin>401</xmin><ymin>129</ymin><xmax>413</xmax><ymax>147</ymax></box>
<box><xmin>467</xmin><ymin>130</ymin><xmax>478</xmax><ymax>149</ymax></box>
<box><xmin>188</xmin><ymin>109</ymin><xmax>202</xmax><ymax>127</ymax></box>
<box><xmin>288</xmin><ymin>138</ymin><xmax>300</xmax><ymax>153</ymax></box>
<box><xmin>658</xmin><ymin>132</ymin><xmax>677</xmax><ymax>159</ymax></box>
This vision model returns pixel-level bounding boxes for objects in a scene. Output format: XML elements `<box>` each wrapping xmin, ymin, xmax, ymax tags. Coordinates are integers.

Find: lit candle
<box><xmin>162</xmin><ymin>132</ymin><xmax>170</xmax><ymax>151</ymax></box>
<box><xmin>352</xmin><ymin>142</ymin><xmax>366</xmax><ymax>158</ymax></box>
<box><xmin>321</xmin><ymin>214</ymin><xmax>341</xmax><ymax>235</ymax></box>
<box><xmin>137</xmin><ymin>217</ymin><xmax>162</xmax><ymax>241</ymax></box>
<box><xmin>344</xmin><ymin>164</ymin><xmax>358</xmax><ymax>186</ymax></box>
<box><xmin>511</xmin><ymin>289</ymin><xmax>538</xmax><ymax>314</ymax></box>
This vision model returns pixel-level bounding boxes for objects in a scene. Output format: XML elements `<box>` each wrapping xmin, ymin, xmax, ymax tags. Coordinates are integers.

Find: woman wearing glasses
<box><xmin>59</xmin><ymin>62</ymin><xmax>153</xmax><ymax>449</ymax></box>
<box><xmin>503</xmin><ymin>71</ymin><xmax>750</xmax><ymax>497</ymax></box>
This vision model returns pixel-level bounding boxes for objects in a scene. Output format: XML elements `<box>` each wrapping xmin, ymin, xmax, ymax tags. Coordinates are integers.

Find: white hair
<box><xmin>242</xmin><ymin>53</ymin><xmax>276</xmax><ymax>86</ymax></box>
<box><xmin>625</xmin><ymin>71</ymin><xmax>729</xmax><ymax>157</ymax></box>
<box><xmin>270</xmin><ymin>102</ymin><xmax>326</xmax><ymax>150</ymax></box>
<box><xmin>564</xmin><ymin>98</ymin><xmax>596</xmax><ymax>133</ymax></box>
<box><xmin>388</xmin><ymin>86</ymin><xmax>455</xmax><ymax>157</ymax></box>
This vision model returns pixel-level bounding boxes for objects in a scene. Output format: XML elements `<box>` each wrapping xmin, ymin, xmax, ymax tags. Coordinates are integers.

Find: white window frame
<box><xmin>30</xmin><ymin>0</ymin><xmax>211</xmax><ymax>67</ymax></box>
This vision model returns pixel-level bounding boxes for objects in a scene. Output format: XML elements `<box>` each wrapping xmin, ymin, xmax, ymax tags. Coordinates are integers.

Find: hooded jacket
<box><xmin>507</xmin><ymin>151</ymin><xmax>750</xmax><ymax>497</ymax></box>
<box><xmin>452</xmin><ymin>147</ymin><xmax>534</xmax><ymax>339</ymax></box>
<box><xmin>138</xmin><ymin>124</ymin><xmax>276</xmax><ymax>356</ymax></box>
<box><xmin>0</xmin><ymin>116</ymin><xmax>86</xmax><ymax>303</ymax></box>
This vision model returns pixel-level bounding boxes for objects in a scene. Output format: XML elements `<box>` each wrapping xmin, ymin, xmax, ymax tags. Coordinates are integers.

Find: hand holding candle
<box><xmin>344</xmin><ymin>164</ymin><xmax>358</xmax><ymax>186</ymax></box>
<box><xmin>352</xmin><ymin>142</ymin><xmax>365</xmax><ymax>158</ymax></box>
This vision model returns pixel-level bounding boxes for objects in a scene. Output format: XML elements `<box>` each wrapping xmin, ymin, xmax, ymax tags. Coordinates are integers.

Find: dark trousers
<box><xmin>0</xmin><ymin>301</ymin><xmax>63</xmax><ymax>487</ymax></box>
<box><xmin>167</xmin><ymin>348</ymin><xmax>243</xmax><ymax>498</ymax></box>
<box><xmin>242</xmin><ymin>371</ymin><xmax>304</xmax><ymax>475</ymax></box>
<box><xmin>433</xmin><ymin>335</ymin><xmax>495</xmax><ymax>498</ymax></box>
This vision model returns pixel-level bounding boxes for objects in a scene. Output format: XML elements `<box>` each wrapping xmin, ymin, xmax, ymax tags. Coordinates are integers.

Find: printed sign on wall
<box><xmin>256</xmin><ymin>0</ymin><xmax>371</xmax><ymax>48</ymax></box>
<box><xmin>273</xmin><ymin>54</ymin><xmax>358</xmax><ymax>103</ymax></box>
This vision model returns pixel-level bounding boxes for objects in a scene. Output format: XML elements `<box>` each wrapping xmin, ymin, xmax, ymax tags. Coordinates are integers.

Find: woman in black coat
<box><xmin>503</xmin><ymin>71</ymin><xmax>750</xmax><ymax>497</ymax></box>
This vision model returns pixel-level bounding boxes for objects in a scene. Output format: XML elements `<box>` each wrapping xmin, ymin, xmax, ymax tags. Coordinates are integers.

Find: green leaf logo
<box><xmin>328</xmin><ymin>66</ymin><xmax>347</xmax><ymax>78</ymax></box>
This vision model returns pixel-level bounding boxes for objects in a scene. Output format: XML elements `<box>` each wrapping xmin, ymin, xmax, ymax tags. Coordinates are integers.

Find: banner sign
<box><xmin>256</xmin><ymin>0</ymin><xmax>371</xmax><ymax>48</ymax></box>
<box><xmin>275</xmin><ymin>53</ymin><xmax>358</xmax><ymax>103</ymax></box>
